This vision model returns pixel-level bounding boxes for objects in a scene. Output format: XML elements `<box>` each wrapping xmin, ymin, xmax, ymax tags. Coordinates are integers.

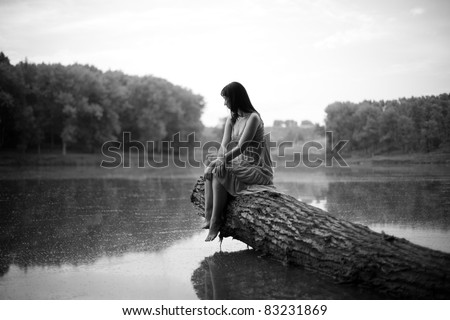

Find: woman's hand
<box><xmin>204</xmin><ymin>167</ymin><xmax>213</xmax><ymax>181</ymax></box>
<box><xmin>207</xmin><ymin>158</ymin><xmax>226</xmax><ymax>178</ymax></box>
<box><xmin>215</xmin><ymin>159</ymin><xmax>226</xmax><ymax>178</ymax></box>
<box><xmin>210</xmin><ymin>158</ymin><xmax>222</xmax><ymax>167</ymax></box>
<box><xmin>204</xmin><ymin>157</ymin><xmax>225</xmax><ymax>180</ymax></box>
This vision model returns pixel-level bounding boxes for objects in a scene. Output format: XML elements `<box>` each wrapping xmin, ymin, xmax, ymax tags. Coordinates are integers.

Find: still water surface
<box><xmin>0</xmin><ymin>165</ymin><xmax>449</xmax><ymax>299</ymax></box>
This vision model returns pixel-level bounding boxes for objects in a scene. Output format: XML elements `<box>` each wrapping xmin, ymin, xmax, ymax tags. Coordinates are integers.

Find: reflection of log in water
<box><xmin>191</xmin><ymin>177</ymin><xmax>450</xmax><ymax>299</ymax></box>
<box><xmin>191</xmin><ymin>250</ymin><xmax>386</xmax><ymax>300</ymax></box>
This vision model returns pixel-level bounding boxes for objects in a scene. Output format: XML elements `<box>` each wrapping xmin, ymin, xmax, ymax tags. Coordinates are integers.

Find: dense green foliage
<box><xmin>0</xmin><ymin>52</ymin><xmax>204</xmax><ymax>154</ymax></box>
<box><xmin>325</xmin><ymin>95</ymin><xmax>450</xmax><ymax>154</ymax></box>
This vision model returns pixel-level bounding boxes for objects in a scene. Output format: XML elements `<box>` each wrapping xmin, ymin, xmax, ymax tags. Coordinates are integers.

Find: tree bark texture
<box><xmin>191</xmin><ymin>177</ymin><xmax>450</xmax><ymax>299</ymax></box>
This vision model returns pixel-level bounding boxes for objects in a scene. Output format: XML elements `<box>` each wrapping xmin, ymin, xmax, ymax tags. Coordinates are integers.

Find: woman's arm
<box><xmin>218</xmin><ymin>116</ymin><xmax>232</xmax><ymax>158</ymax></box>
<box><xmin>223</xmin><ymin>113</ymin><xmax>260</xmax><ymax>163</ymax></box>
<box><xmin>206</xmin><ymin>116</ymin><xmax>232</xmax><ymax>178</ymax></box>
<box><xmin>206</xmin><ymin>116</ymin><xmax>232</xmax><ymax>170</ymax></box>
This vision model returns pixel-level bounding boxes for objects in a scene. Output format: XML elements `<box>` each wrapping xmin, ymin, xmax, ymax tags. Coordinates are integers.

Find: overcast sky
<box><xmin>1</xmin><ymin>0</ymin><xmax>449</xmax><ymax>127</ymax></box>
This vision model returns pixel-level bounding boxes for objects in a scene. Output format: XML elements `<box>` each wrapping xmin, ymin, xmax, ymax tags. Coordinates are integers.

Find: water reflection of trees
<box><xmin>191</xmin><ymin>251</ymin><xmax>388</xmax><ymax>300</ymax></box>
<box><xmin>326</xmin><ymin>181</ymin><xmax>450</xmax><ymax>228</ymax></box>
<box><xmin>276</xmin><ymin>174</ymin><xmax>450</xmax><ymax>229</ymax></box>
<box><xmin>0</xmin><ymin>178</ymin><xmax>199</xmax><ymax>277</ymax></box>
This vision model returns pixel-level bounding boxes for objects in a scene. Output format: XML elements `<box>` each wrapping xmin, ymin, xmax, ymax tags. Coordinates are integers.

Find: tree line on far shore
<box><xmin>2</xmin><ymin>51</ymin><xmax>449</xmax><ymax>157</ymax></box>
<box><xmin>0</xmin><ymin>52</ymin><xmax>204</xmax><ymax>154</ymax></box>
<box><xmin>325</xmin><ymin>94</ymin><xmax>450</xmax><ymax>154</ymax></box>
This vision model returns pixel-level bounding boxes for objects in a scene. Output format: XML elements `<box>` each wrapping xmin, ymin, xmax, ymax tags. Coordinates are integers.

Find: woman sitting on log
<box><xmin>203</xmin><ymin>82</ymin><xmax>276</xmax><ymax>241</ymax></box>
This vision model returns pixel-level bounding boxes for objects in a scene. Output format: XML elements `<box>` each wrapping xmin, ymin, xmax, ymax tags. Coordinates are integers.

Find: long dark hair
<box><xmin>221</xmin><ymin>82</ymin><xmax>258</xmax><ymax>124</ymax></box>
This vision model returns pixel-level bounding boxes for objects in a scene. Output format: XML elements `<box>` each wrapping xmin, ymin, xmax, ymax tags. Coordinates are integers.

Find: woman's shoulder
<box><xmin>248</xmin><ymin>112</ymin><xmax>263</xmax><ymax>125</ymax></box>
<box><xmin>247</xmin><ymin>112</ymin><xmax>261</xmax><ymax>121</ymax></box>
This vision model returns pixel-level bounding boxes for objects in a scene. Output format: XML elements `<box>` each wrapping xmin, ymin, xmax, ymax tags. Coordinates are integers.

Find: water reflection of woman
<box><xmin>203</xmin><ymin>82</ymin><xmax>276</xmax><ymax>241</ymax></box>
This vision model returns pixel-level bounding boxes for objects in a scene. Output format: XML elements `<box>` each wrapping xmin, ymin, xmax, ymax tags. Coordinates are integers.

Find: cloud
<box><xmin>410</xmin><ymin>7</ymin><xmax>425</xmax><ymax>16</ymax></box>
<box><xmin>314</xmin><ymin>26</ymin><xmax>382</xmax><ymax>49</ymax></box>
<box><xmin>313</xmin><ymin>11</ymin><xmax>385</xmax><ymax>49</ymax></box>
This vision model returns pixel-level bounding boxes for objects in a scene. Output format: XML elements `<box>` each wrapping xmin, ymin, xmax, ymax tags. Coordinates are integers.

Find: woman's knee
<box><xmin>212</xmin><ymin>175</ymin><xmax>225</xmax><ymax>191</ymax></box>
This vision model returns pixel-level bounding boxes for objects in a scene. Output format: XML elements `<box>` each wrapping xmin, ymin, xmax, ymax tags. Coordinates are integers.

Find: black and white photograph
<box><xmin>0</xmin><ymin>0</ymin><xmax>449</xmax><ymax>317</ymax></box>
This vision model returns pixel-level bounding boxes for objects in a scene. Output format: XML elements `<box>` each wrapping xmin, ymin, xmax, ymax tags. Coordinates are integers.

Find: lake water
<box><xmin>0</xmin><ymin>164</ymin><xmax>449</xmax><ymax>299</ymax></box>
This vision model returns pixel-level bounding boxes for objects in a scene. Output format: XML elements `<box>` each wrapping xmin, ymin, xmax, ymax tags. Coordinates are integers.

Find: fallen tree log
<box><xmin>191</xmin><ymin>176</ymin><xmax>450</xmax><ymax>299</ymax></box>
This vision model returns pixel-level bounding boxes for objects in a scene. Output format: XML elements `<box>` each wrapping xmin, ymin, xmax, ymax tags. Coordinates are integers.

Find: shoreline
<box><xmin>1</xmin><ymin>150</ymin><xmax>449</xmax><ymax>167</ymax></box>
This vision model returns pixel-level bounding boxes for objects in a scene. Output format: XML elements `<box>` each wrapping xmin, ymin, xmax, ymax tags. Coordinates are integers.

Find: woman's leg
<box><xmin>205</xmin><ymin>176</ymin><xmax>228</xmax><ymax>241</ymax></box>
<box><xmin>202</xmin><ymin>178</ymin><xmax>213</xmax><ymax>229</ymax></box>
<box><xmin>202</xmin><ymin>154</ymin><xmax>215</xmax><ymax>228</ymax></box>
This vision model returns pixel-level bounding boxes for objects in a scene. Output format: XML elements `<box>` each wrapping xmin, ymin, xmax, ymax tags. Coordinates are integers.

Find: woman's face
<box><xmin>223</xmin><ymin>96</ymin><xmax>230</xmax><ymax>109</ymax></box>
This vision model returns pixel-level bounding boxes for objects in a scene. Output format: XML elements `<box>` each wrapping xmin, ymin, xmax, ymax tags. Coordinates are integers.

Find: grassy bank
<box><xmin>1</xmin><ymin>149</ymin><xmax>449</xmax><ymax>168</ymax></box>
<box><xmin>0</xmin><ymin>151</ymin><xmax>204</xmax><ymax>180</ymax></box>
<box><xmin>345</xmin><ymin>151</ymin><xmax>450</xmax><ymax>166</ymax></box>
<box><xmin>0</xmin><ymin>152</ymin><xmax>104</xmax><ymax>166</ymax></box>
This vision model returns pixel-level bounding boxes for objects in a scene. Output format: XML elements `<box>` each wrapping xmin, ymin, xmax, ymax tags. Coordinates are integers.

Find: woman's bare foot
<box><xmin>205</xmin><ymin>228</ymin><xmax>219</xmax><ymax>241</ymax></box>
<box><xmin>201</xmin><ymin>220</ymin><xmax>210</xmax><ymax>229</ymax></box>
